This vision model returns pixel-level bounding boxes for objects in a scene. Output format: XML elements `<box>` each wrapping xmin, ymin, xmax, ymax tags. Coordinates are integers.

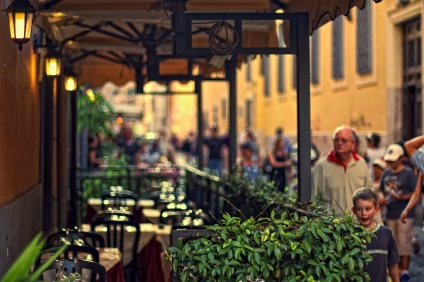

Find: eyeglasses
<box><xmin>333</xmin><ymin>138</ymin><xmax>352</xmax><ymax>144</ymax></box>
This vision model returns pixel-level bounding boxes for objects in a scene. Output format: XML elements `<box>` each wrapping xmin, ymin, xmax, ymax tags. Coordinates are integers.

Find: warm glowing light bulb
<box><xmin>65</xmin><ymin>76</ymin><xmax>77</xmax><ymax>91</ymax></box>
<box><xmin>116</xmin><ymin>117</ymin><xmax>123</xmax><ymax>124</ymax></box>
<box><xmin>15</xmin><ymin>12</ymin><xmax>25</xmax><ymax>39</ymax></box>
<box><xmin>86</xmin><ymin>90</ymin><xmax>96</xmax><ymax>102</ymax></box>
<box><xmin>45</xmin><ymin>55</ymin><xmax>61</xmax><ymax>76</ymax></box>
<box><xmin>48</xmin><ymin>59</ymin><xmax>58</xmax><ymax>74</ymax></box>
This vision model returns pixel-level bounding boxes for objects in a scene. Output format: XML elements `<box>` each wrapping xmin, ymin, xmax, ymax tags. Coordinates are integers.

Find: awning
<box><xmin>281</xmin><ymin>0</ymin><xmax>383</xmax><ymax>34</ymax></box>
<box><xmin>34</xmin><ymin>0</ymin><xmax>383</xmax><ymax>86</ymax></box>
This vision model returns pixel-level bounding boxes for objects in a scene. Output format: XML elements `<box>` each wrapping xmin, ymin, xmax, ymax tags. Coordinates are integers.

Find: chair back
<box><xmin>91</xmin><ymin>219</ymin><xmax>140</xmax><ymax>267</ymax></box>
<box><xmin>101</xmin><ymin>189</ymin><xmax>139</xmax><ymax>213</ymax></box>
<box><xmin>159</xmin><ymin>208</ymin><xmax>192</xmax><ymax>225</ymax></box>
<box><xmin>47</xmin><ymin>230</ymin><xmax>105</xmax><ymax>248</ymax></box>
<box><xmin>154</xmin><ymin>195</ymin><xmax>186</xmax><ymax>210</ymax></box>
<box><xmin>35</xmin><ymin>259</ymin><xmax>107</xmax><ymax>282</ymax></box>
<box><xmin>171</xmin><ymin>224</ymin><xmax>209</xmax><ymax>230</ymax></box>
<box><xmin>36</xmin><ymin>245</ymin><xmax>100</xmax><ymax>265</ymax></box>
<box><xmin>92</xmin><ymin>210</ymin><xmax>135</xmax><ymax>223</ymax></box>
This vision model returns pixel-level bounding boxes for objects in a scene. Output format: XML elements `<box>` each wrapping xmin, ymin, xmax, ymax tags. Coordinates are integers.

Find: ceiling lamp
<box><xmin>5</xmin><ymin>0</ymin><xmax>36</xmax><ymax>51</ymax></box>
<box><xmin>45</xmin><ymin>51</ymin><xmax>62</xmax><ymax>76</ymax></box>
<box><xmin>64</xmin><ymin>69</ymin><xmax>77</xmax><ymax>91</ymax></box>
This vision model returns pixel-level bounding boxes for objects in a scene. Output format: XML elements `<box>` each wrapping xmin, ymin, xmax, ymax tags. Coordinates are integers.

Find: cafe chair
<box><xmin>154</xmin><ymin>197</ymin><xmax>187</xmax><ymax>211</ymax></box>
<box><xmin>47</xmin><ymin>230</ymin><xmax>105</xmax><ymax>248</ymax></box>
<box><xmin>171</xmin><ymin>224</ymin><xmax>208</xmax><ymax>230</ymax></box>
<box><xmin>193</xmin><ymin>209</ymin><xmax>211</xmax><ymax>225</ymax></box>
<box><xmin>91</xmin><ymin>219</ymin><xmax>140</xmax><ymax>282</ymax></box>
<box><xmin>159</xmin><ymin>208</ymin><xmax>195</xmax><ymax>225</ymax></box>
<box><xmin>92</xmin><ymin>209</ymin><xmax>135</xmax><ymax>222</ymax></box>
<box><xmin>101</xmin><ymin>189</ymin><xmax>139</xmax><ymax>213</ymax></box>
<box><xmin>34</xmin><ymin>259</ymin><xmax>107</xmax><ymax>282</ymax></box>
<box><xmin>36</xmin><ymin>245</ymin><xmax>100</xmax><ymax>265</ymax></box>
<box><xmin>150</xmin><ymin>190</ymin><xmax>185</xmax><ymax>202</ymax></box>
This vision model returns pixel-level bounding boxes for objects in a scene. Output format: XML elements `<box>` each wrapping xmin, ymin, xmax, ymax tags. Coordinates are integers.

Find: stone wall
<box><xmin>0</xmin><ymin>184</ymin><xmax>43</xmax><ymax>276</ymax></box>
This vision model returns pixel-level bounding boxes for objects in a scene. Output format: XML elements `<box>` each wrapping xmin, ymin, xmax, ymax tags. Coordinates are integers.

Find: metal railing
<box><xmin>75</xmin><ymin>164</ymin><xmax>227</xmax><ymax>224</ymax></box>
<box><xmin>184</xmin><ymin>165</ymin><xmax>225</xmax><ymax>221</ymax></box>
<box><xmin>76</xmin><ymin>165</ymin><xmax>183</xmax><ymax>224</ymax></box>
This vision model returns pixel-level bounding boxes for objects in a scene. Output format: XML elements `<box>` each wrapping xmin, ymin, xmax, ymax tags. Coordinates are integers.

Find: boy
<box><xmin>380</xmin><ymin>144</ymin><xmax>416</xmax><ymax>281</ymax></box>
<box><xmin>352</xmin><ymin>187</ymin><xmax>400</xmax><ymax>282</ymax></box>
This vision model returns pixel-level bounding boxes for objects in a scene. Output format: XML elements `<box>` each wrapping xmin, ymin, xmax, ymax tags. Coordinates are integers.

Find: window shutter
<box><xmin>356</xmin><ymin>1</ymin><xmax>372</xmax><ymax>74</ymax></box>
<box><xmin>311</xmin><ymin>30</ymin><xmax>319</xmax><ymax>84</ymax></box>
<box><xmin>332</xmin><ymin>16</ymin><xmax>344</xmax><ymax>79</ymax></box>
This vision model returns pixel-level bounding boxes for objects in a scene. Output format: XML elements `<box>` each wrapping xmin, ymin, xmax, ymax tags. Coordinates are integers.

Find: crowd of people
<box><xmin>87</xmin><ymin>126</ymin><xmax>177</xmax><ymax>167</ymax></box>
<box><xmin>87</xmin><ymin>122</ymin><xmax>424</xmax><ymax>281</ymax></box>
<box><xmin>201</xmin><ymin>123</ymin><xmax>424</xmax><ymax>282</ymax></box>
<box><xmin>311</xmin><ymin>125</ymin><xmax>424</xmax><ymax>282</ymax></box>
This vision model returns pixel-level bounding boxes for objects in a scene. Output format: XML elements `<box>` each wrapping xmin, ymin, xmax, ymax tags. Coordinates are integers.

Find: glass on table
<box><xmin>55</xmin><ymin>260</ymin><xmax>69</xmax><ymax>281</ymax></box>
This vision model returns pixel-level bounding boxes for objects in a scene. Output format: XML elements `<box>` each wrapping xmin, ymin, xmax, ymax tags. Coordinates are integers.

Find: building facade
<box><xmin>193</xmin><ymin>0</ymin><xmax>423</xmax><ymax>155</ymax></box>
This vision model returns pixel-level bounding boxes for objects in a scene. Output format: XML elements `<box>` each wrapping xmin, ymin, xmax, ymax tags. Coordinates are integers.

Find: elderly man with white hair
<box><xmin>312</xmin><ymin>125</ymin><xmax>372</xmax><ymax>215</ymax></box>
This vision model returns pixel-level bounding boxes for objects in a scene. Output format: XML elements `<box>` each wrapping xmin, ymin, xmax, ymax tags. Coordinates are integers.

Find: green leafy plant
<box><xmin>170</xmin><ymin>173</ymin><xmax>373</xmax><ymax>282</ymax></box>
<box><xmin>77</xmin><ymin>89</ymin><xmax>114</xmax><ymax>135</ymax></box>
<box><xmin>167</xmin><ymin>210</ymin><xmax>373</xmax><ymax>282</ymax></box>
<box><xmin>1</xmin><ymin>233</ymin><xmax>67</xmax><ymax>282</ymax></box>
<box><xmin>221</xmin><ymin>173</ymin><xmax>298</xmax><ymax>219</ymax></box>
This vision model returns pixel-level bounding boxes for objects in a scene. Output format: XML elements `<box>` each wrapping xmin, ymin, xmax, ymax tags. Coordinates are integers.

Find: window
<box><xmin>356</xmin><ymin>1</ymin><xmax>372</xmax><ymax>74</ymax></box>
<box><xmin>245</xmin><ymin>100</ymin><xmax>252</xmax><ymax>128</ymax></box>
<box><xmin>332</xmin><ymin>16</ymin><xmax>344</xmax><ymax>79</ymax></box>
<box><xmin>221</xmin><ymin>99</ymin><xmax>227</xmax><ymax>119</ymax></box>
<box><xmin>262</xmin><ymin>56</ymin><xmax>271</xmax><ymax>97</ymax></box>
<box><xmin>246</xmin><ymin>57</ymin><xmax>252</xmax><ymax>82</ymax></box>
<box><xmin>311</xmin><ymin>30</ymin><xmax>319</xmax><ymax>84</ymax></box>
<box><xmin>292</xmin><ymin>56</ymin><xmax>297</xmax><ymax>89</ymax></box>
<box><xmin>277</xmin><ymin>24</ymin><xmax>285</xmax><ymax>94</ymax></box>
<box><xmin>213</xmin><ymin>105</ymin><xmax>218</xmax><ymax>123</ymax></box>
<box><xmin>203</xmin><ymin>111</ymin><xmax>209</xmax><ymax>129</ymax></box>
<box><xmin>278</xmin><ymin>55</ymin><xmax>285</xmax><ymax>93</ymax></box>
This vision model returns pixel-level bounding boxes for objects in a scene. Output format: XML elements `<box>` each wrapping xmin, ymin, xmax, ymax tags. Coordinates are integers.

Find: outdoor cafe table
<box><xmin>98</xmin><ymin>248</ymin><xmax>125</xmax><ymax>282</ymax></box>
<box><xmin>82</xmin><ymin>223</ymin><xmax>172</xmax><ymax>282</ymax></box>
<box><xmin>88</xmin><ymin>198</ymin><xmax>155</xmax><ymax>209</ymax></box>
<box><xmin>86</xmin><ymin>204</ymin><xmax>161</xmax><ymax>225</ymax></box>
<box><xmin>85</xmin><ymin>198</ymin><xmax>155</xmax><ymax>223</ymax></box>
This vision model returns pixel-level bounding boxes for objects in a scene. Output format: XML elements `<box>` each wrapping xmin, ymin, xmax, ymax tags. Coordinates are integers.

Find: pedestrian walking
<box><xmin>312</xmin><ymin>125</ymin><xmax>372</xmax><ymax>215</ymax></box>
<box><xmin>380</xmin><ymin>144</ymin><xmax>417</xmax><ymax>282</ymax></box>
<box><xmin>351</xmin><ymin>187</ymin><xmax>400</xmax><ymax>282</ymax></box>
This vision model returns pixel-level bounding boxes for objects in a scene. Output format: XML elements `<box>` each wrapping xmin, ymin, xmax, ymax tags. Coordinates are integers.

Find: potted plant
<box><xmin>167</xmin><ymin>174</ymin><xmax>373</xmax><ymax>282</ymax></box>
<box><xmin>168</xmin><ymin>210</ymin><xmax>373</xmax><ymax>282</ymax></box>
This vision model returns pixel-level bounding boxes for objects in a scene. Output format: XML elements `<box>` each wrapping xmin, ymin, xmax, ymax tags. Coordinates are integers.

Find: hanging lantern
<box><xmin>45</xmin><ymin>52</ymin><xmax>62</xmax><ymax>76</ymax></box>
<box><xmin>6</xmin><ymin>0</ymin><xmax>36</xmax><ymax>51</ymax></box>
<box><xmin>64</xmin><ymin>69</ymin><xmax>77</xmax><ymax>91</ymax></box>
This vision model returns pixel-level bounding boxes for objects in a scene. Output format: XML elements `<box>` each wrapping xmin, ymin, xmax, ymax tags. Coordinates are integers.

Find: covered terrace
<box><xmin>0</xmin><ymin>0</ymin><xmax>383</xmax><ymax>278</ymax></box>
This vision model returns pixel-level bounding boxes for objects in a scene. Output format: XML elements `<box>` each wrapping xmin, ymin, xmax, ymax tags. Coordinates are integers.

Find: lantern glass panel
<box><xmin>25</xmin><ymin>13</ymin><xmax>33</xmax><ymax>38</ymax></box>
<box><xmin>15</xmin><ymin>12</ymin><xmax>26</xmax><ymax>39</ymax></box>
<box><xmin>7</xmin><ymin>12</ymin><xmax>16</xmax><ymax>38</ymax></box>
<box><xmin>65</xmin><ymin>76</ymin><xmax>77</xmax><ymax>91</ymax></box>
<box><xmin>46</xmin><ymin>57</ymin><xmax>61</xmax><ymax>76</ymax></box>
